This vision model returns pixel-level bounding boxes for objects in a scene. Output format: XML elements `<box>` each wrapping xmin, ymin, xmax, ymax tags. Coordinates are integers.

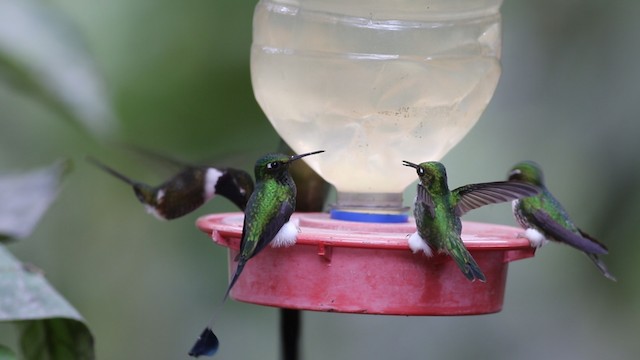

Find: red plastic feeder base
<box><xmin>196</xmin><ymin>213</ymin><xmax>535</xmax><ymax>316</ymax></box>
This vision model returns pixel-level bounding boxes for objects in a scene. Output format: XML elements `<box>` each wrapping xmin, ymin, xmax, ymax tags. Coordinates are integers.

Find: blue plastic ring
<box><xmin>330</xmin><ymin>209</ymin><xmax>409</xmax><ymax>223</ymax></box>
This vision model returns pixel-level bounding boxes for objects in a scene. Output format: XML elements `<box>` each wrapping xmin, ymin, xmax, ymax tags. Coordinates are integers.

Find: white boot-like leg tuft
<box><xmin>408</xmin><ymin>232</ymin><xmax>433</xmax><ymax>256</ymax></box>
<box><xmin>271</xmin><ymin>219</ymin><xmax>300</xmax><ymax>248</ymax></box>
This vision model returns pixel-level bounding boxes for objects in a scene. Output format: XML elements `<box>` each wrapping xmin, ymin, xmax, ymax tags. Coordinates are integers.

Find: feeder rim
<box><xmin>196</xmin><ymin>212</ymin><xmax>533</xmax><ymax>252</ymax></box>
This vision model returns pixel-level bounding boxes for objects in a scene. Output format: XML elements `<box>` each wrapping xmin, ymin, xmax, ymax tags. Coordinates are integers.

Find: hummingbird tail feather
<box><xmin>223</xmin><ymin>260</ymin><xmax>246</xmax><ymax>301</ymax></box>
<box><xmin>188</xmin><ymin>327</ymin><xmax>220</xmax><ymax>357</ymax></box>
<box><xmin>466</xmin><ymin>257</ymin><xmax>487</xmax><ymax>282</ymax></box>
<box><xmin>452</xmin><ymin>245</ymin><xmax>486</xmax><ymax>282</ymax></box>
<box><xmin>587</xmin><ymin>253</ymin><xmax>617</xmax><ymax>282</ymax></box>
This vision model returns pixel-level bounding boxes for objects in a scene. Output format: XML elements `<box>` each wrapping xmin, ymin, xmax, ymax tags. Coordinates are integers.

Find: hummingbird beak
<box><xmin>289</xmin><ymin>150</ymin><xmax>325</xmax><ymax>162</ymax></box>
<box><xmin>402</xmin><ymin>160</ymin><xmax>420</xmax><ymax>169</ymax></box>
<box><xmin>86</xmin><ymin>156</ymin><xmax>137</xmax><ymax>186</ymax></box>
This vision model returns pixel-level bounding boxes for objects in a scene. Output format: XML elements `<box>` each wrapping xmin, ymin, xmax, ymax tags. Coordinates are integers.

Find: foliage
<box><xmin>0</xmin><ymin>0</ymin><xmax>117</xmax><ymax>357</ymax></box>
<box><xmin>0</xmin><ymin>247</ymin><xmax>93</xmax><ymax>360</ymax></box>
<box><xmin>0</xmin><ymin>0</ymin><xmax>116</xmax><ymax>137</ymax></box>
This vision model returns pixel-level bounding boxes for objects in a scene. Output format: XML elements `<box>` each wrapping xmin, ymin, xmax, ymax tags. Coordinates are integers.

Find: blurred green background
<box><xmin>1</xmin><ymin>0</ymin><xmax>639</xmax><ymax>359</ymax></box>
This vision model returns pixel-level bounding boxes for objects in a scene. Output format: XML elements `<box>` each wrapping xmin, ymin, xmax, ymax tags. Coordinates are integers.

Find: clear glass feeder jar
<box><xmin>251</xmin><ymin>0</ymin><xmax>503</xmax><ymax>215</ymax></box>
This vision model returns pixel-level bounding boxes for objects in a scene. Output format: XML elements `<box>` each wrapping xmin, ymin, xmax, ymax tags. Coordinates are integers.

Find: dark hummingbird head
<box><xmin>402</xmin><ymin>160</ymin><xmax>448</xmax><ymax>190</ymax></box>
<box><xmin>216</xmin><ymin>168</ymin><xmax>254</xmax><ymax>211</ymax></box>
<box><xmin>508</xmin><ymin>161</ymin><xmax>544</xmax><ymax>186</ymax></box>
<box><xmin>254</xmin><ymin>150</ymin><xmax>325</xmax><ymax>183</ymax></box>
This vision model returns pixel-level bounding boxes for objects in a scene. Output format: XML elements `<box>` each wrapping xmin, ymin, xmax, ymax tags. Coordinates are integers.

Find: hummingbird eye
<box><xmin>266</xmin><ymin>161</ymin><xmax>280</xmax><ymax>170</ymax></box>
<box><xmin>417</xmin><ymin>167</ymin><xmax>425</xmax><ymax>176</ymax></box>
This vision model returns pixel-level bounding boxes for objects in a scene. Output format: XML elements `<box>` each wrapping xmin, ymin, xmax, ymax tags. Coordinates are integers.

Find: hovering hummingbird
<box><xmin>189</xmin><ymin>150</ymin><xmax>325</xmax><ymax>358</ymax></box>
<box><xmin>87</xmin><ymin>157</ymin><xmax>254</xmax><ymax>218</ymax></box>
<box><xmin>403</xmin><ymin>160</ymin><xmax>540</xmax><ymax>282</ymax></box>
<box><xmin>508</xmin><ymin>161</ymin><xmax>616</xmax><ymax>281</ymax></box>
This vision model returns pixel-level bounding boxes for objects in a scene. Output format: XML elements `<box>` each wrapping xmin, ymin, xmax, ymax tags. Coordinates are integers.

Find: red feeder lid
<box><xmin>196</xmin><ymin>213</ymin><xmax>535</xmax><ymax>316</ymax></box>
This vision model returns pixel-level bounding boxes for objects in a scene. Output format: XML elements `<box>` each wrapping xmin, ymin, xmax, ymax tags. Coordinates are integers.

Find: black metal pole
<box><xmin>280</xmin><ymin>308</ymin><xmax>301</xmax><ymax>360</ymax></box>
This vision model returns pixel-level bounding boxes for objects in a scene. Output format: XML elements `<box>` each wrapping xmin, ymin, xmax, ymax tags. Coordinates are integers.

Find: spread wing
<box><xmin>454</xmin><ymin>181</ymin><xmax>539</xmax><ymax>217</ymax></box>
<box><xmin>531</xmin><ymin>210</ymin><xmax>608</xmax><ymax>254</ymax></box>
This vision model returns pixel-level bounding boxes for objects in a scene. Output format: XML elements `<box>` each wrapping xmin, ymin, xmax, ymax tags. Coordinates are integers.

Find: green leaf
<box><xmin>0</xmin><ymin>345</ymin><xmax>18</xmax><ymax>360</ymax></box>
<box><xmin>0</xmin><ymin>247</ymin><xmax>94</xmax><ymax>360</ymax></box>
<box><xmin>0</xmin><ymin>0</ymin><xmax>117</xmax><ymax>137</ymax></box>
<box><xmin>0</xmin><ymin>160</ymin><xmax>72</xmax><ymax>242</ymax></box>
<box><xmin>18</xmin><ymin>319</ymin><xmax>94</xmax><ymax>360</ymax></box>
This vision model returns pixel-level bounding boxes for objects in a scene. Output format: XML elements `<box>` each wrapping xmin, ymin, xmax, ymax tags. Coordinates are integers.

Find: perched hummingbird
<box><xmin>508</xmin><ymin>161</ymin><xmax>616</xmax><ymax>281</ymax></box>
<box><xmin>188</xmin><ymin>150</ymin><xmax>324</xmax><ymax>358</ymax></box>
<box><xmin>403</xmin><ymin>160</ymin><xmax>540</xmax><ymax>282</ymax></box>
<box><xmin>225</xmin><ymin>150</ymin><xmax>324</xmax><ymax>297</ymax></box>
<box><xmin>87</xmin><ymin>157</ymin><xmax>254</xmax><ymax>218</ymax></box>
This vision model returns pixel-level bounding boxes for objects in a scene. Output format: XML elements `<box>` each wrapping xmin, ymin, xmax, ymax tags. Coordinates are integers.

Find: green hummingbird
<box><xmin>224</xmin><ymin>150</ymin><xmax>324</xmax><ymax>298</ymax></box>
<box><xmin>87</xmin><ymin>157</ymin><xmax>254</xmax><ymax>218</ymax></box>
<box><xmin>188</xmin><ymin>150</ymin><xmax>324</xmax><ymax>358</ymax></box>
<box><xmin>508</xmin><ymin>161</ymin><xmax>616</xmax><ymax>281</ymax></box>
<box><xmin>403</xmin><ymin>160</ymin><xmax>540</xmax><ymax>282</ymax></box>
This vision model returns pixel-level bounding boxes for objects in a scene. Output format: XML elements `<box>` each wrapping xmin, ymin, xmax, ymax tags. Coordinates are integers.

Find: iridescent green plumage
<box><xmin>190</xmin><ymin>150</ymin><xmax>324</xmax><ymax>358</ymax></box>
<box><xmin>224</xmin><ymin>150</ymin><xmax>325</xmax><ymax>299</ymax></box>
<box><xmin>508</xmin><ymin>161</ymin><xmax>615</xmax><ymax>281</ymax></box>
<box><xmin>404</xmin><ymin>160</ymin><xmax>540</xmax><ymax>282</ymax></box>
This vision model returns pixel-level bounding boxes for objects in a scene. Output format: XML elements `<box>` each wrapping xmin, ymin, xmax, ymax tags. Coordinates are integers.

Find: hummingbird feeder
<box><xmin>200</xmin><ymin>0</ymin><xmax>532</xmax><ymax>316</ymax></box>
<box><xmin>197</xmin><ymin>213</ymin><xmax>534</xmax><ymax>315</ymax></box>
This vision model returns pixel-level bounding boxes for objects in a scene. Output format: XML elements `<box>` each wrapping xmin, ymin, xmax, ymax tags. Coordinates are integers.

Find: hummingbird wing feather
<box><xmin>415</xmin><ymin>183</ymin><xmax>435</xmax><ymax>218</ymax></box>
<box><xmin>530</xmin><ymin>210</ymin><xmax>608</xmax><ymax>254</ymax></box>
<box><xmin>253</xmin><ymin>200</ymin><xmax>295</xmax><ymax>256</ymax></box>
<box><xmin>577</xmin><ymin>228</ymin><xmax>609</xmax><ymax>253</ymax></box>
<box><xmin>454</xmin><ymin>181</ymin><xmax>539</xmax><ymax>216</ymax></box>
<box><xmin>240</xmin><ymin>184</ymin><xmax>294</xmax><ymax>260</ymax></box>
<box><xmin>227</xmin><ymin>185</ymin><xmax>294</xmax><ymax>299</ymax></box>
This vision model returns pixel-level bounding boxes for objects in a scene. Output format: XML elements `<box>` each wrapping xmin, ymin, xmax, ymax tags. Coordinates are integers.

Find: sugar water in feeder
<box><xmin>251</xmin><ymin>0</ymin><xmax>503</xmax><ymax>216</ymax></box>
